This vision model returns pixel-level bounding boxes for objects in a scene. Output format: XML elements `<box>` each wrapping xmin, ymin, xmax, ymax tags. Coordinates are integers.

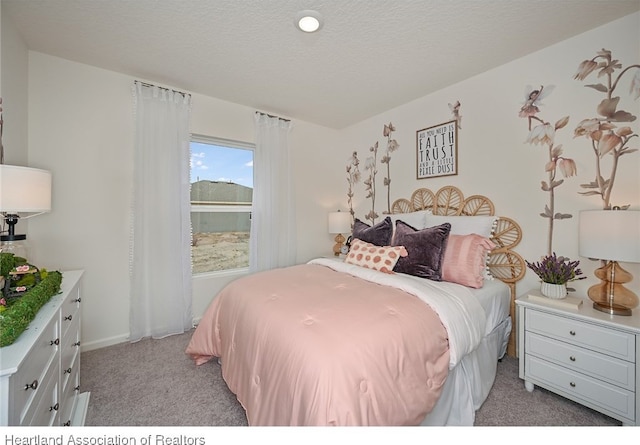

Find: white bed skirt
<box><xmin>420</xmin><ymin>316</ymin><xmax>512</xmax><ymax>426</ymax></box>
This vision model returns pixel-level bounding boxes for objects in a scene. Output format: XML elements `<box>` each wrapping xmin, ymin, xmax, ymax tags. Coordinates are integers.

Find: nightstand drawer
<box><xmin>526</xmin><ymin>309</ymin><xmax>635</xmax><ymax>361</ymax></box>
<box><xmin>526</xmin><ymin>355</ymin><xmax>635</xmax><ymax>422</ymax></box>
<box><xmin>526</xmin><ymin>332</ymin><xmax>635</xmax><ymax>391</ymax></box>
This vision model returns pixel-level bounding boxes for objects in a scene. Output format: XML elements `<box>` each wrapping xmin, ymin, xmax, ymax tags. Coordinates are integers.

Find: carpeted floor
<box><xmin>80</xmin><ymin>329</ymin><xmax>621</xmax><ymax>427</ymax></box>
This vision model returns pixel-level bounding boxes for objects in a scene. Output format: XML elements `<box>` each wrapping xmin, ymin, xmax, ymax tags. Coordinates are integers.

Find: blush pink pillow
<box><xmin>345</xmin><ymin>238</ymin><xmax>408</xmax><ymax>274</ymax></box>
<box><xmin>442</xmin><ymin>234</ymin><xmax>496</xmax><ymax>288</ymax></box>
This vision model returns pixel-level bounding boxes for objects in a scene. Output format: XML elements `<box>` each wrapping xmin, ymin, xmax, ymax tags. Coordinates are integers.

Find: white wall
<box><xmin>341</xmin><ymin>12</ymin><xmax>640</xmax><ymax>297</ymax></box>
<box><xmin>20</xmin><ymin>53</ymin><xmax>341</xmax><ymax>350</ymax></box>
<box><xmin>3</xmin><ymin>9</ymin><xmax>639</xmax><ymax>350</ymax></box>
<box><xmin>1</xmin><ymin>7</ymin><xmax>29</xmax><ymax>167</ymax></box>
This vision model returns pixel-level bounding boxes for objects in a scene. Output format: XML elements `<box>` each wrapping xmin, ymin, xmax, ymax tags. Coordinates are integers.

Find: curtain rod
<box><xmin>134</xmin><ymin>80</ymin><xmax>190</xmax><ymax>97</ymax></box>
<box><xmin>255</xmin><ymin>111</ymin><xmax>291</xmax><ymax>123</ymax></box>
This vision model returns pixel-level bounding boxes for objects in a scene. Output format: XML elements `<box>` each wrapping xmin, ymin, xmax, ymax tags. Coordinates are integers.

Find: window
<box><xmin>190</xmin><ymin>135</ymin><xmax>254</xmax><ymax>274</ymax></box>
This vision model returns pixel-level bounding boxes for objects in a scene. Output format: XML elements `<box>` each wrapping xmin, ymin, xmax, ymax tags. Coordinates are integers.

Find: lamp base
<box><xmin>0</xmin><ymin>234</ymin><xmax>26</xmax><ymax>242</ymax></box>
<box><xmin>332</xmin><ymin>233</ymin><xmax>346</xmax><ymax>256</ymax></box>
<box><xmin>1</xmin><ymin>214</ymin><xmax>25</xmax><ymax>241</ymax></box>
<box><xmin>587</xmin><ymin>261</ymin><xmax>637</xmax><ymax>317</ymax></box>
<box><xmin>592</xmin><ymin>300</ymin><xmax>632</xmax><ymax>316</ymax></box>
<box><xmin>0</xmin><ymin>238</ymin><xmax>29</xmax><ymax>259</ymax></box>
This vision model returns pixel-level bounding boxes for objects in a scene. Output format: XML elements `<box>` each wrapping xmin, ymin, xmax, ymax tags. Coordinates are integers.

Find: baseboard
<box><xmin>80</xmin><ymin>326</ymin><xmax>199</xmax><ymax>352</ymax></box>
<box><xmin>81</xmin><ymin>333</ymin><xmax>130</xmax><ymax>352</ymax></box>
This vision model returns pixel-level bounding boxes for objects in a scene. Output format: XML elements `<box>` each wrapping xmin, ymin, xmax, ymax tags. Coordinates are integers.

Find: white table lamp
<box><xmin>328</xmin><ymin>210</ymin><xmax>351</xmax><ymax>256</ymax></box>
<box><xmin>0</xmin><ymin>164</ymin><xmax>52</xmax><ymax>258</ymax></box>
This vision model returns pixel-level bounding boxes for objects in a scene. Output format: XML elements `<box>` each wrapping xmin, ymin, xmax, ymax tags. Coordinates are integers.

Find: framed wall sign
<box><xmin>416</xmin><ymin>120</ymin><xmax>458</xmax><ymax>179</ymax></box>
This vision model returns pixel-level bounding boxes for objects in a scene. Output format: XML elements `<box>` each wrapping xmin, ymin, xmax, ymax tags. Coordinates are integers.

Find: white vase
<box><xmin>541</xmin><ymin>282</ymin><xmax>567</xmax><ymax>299</ymax></box>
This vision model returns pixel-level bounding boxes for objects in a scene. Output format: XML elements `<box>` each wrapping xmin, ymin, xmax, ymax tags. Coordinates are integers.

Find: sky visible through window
<box><xmin>190</xmin><ymin>142</ymin><xmax>253</xmax><ymax>188</ymax></box>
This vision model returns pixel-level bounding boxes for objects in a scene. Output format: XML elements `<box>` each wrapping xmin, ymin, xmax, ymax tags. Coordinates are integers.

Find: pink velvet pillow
<box><xmin>441</xmin><ymin>234</ymin><xmax>496</xmax><ymax>288</ymax></box>
<box><xmin>345</xmin><ymin>238</ymin><xmax>408</xmax><ymax>274</ymax></box>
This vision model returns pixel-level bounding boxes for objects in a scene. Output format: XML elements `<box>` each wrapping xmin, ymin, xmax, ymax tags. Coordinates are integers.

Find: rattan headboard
<box><xmin>391</xmin><ymin>186</ymin><xmax>525</xmax><ymax>356</ymax></box>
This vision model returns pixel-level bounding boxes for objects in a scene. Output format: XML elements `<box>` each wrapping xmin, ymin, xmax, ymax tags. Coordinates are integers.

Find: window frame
<box><xmin>190</xmin><ymin>134</ymin><xmax>254</xmax><ymax>275</ymax></box>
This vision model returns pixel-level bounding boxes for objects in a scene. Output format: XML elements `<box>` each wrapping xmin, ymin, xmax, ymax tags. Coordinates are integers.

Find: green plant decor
<box><xmin>0</xmin><ymin>251</ymin><xmax>19</xmax><ymax>277</ymax></box>
<box><xmin>525</xmin><ymin>252</ymin><xmax>585</xmax><ymax>285</ymax></box>
<box><xmin>0</xmin><ymin>252</ymin><xmax>62</xmax><ymax>347</ymax></box>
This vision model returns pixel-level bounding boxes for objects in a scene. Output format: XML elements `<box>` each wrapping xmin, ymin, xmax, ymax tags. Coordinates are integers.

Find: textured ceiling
<box><xmin>3</xmin><ymin>0</ymin><xmax>640</xmax><ymax>129</ymax></box>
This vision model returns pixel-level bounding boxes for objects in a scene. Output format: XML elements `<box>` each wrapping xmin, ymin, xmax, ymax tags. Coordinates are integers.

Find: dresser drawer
<box><xmin>61</xmin><ymin>313</ymin><xmax>81</xmax><ymax>379</ymax></box>
<box><xmin>8</xmin><ymin>314</ymin><xmax>59</xmax><ymax>424</ymax></box>
<box><xmin>526</xmin><ymin>309</ymin><xmax>635</xmax><ymax>361</ymax></box>
<box><xmin>21</xmin><ymin>359</ymin><xmax>59</xmax><ymax>426</ymax></box>
<box><xmin>526</xmin><ymin>332</ymin><xmax>635</xmax><ymax>391</ymax></box>
<box><xmin>526</xmin><ymin>355</ymin><xmax>635</xmax><ymax>422</ymax></box>
<box><xmin>60</xmin><ymin>289</ymin><xmax>80</xmax><ymax>340</ymax></box>
<box><xmin>59</xmin><ymin>364</ymin><xmax>80</xmax><ymax>426</ymax></box>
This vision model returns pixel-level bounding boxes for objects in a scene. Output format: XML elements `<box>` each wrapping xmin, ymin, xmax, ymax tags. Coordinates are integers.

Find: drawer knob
<box><xmin>63</xmin><ymin>420</ymin><xmax>71</xmax><ymax>427</ymax></box>
<box><xmin>65</xmin><ymin>314</ymin><xmax>73</xmax><ymax>321</ymax></box>
<box><xmin>50</xmin><ymin>338</ymin><xmax>60</xmax><ymax>346</ymax></box>
<box><xmin>569</xmin><ymin>330</ymin><xmax>576</xmax><ymax>336</ymax></box>
<box><xmin>569</xmin><ymin>356</ymin><xmax>576</xmax><ymax>362</ymax></box>
<box><xmin>73</xmin><ymin>298</ymin><xmax>81</xmax><ymax>303</ymax></box>
<box><xmin>73</xmin><ymin>341</ymin><xmax>81</xmax><ymax>347</ymax></box>
<box><xmin>24</xmin><ymin>380</ymin><xmax>38</xmax><ymax>391</ymax></box>
<box><xmin>64</xmin><ymin>367</ymin><xmax>72</xmax><ymax>374</ymax></box>
<box><xmin>49</xmin><ymin>403</ymin><xmax>59</xmax><ymax>412</ymax></box>
<box><xmin>570</xmin><ymin>382</ymin><xmax>576</xmax><ymax>388</ymax></box>
<box><xmin>74</xmin><ymin>385</ymin><xmax>80</xmax><ymax>392</ymax></box>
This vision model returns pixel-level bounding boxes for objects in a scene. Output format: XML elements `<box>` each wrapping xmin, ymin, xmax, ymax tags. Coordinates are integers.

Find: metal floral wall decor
<box><xmin>573</xmin><ymin>48</ymin><xmax>639</xmax><ymax>210</ymax></box>
<box><xmin>363</xmin><ymin>140</ymin><xmax>379</xmax><ymax>224</ymax></box>
<box><xmin>519</xmin><ymin>85</ymin><xmax>577</xmax><ymax>255</ymax></box>
<box><xmin>345</xmin><ymin>151</ymin><xmax>361</xmax><ymax>228</ymax></box>
<box><xmin>381</xmin><ymin>122</ymin><xmax>399</xmax><ymax>215</ymax></box>
<box><xmin>345</xmin><ymin>122</ymin><xmax>399</xmax><ymax>225</ymax></box>
<box><xmin>449</xmin><ymin>100</ymin><xmax>462</xmax><ymax>130</ymax></box>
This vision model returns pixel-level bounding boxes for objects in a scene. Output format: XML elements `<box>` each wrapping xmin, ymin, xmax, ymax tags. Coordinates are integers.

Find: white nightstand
<box><xmin>516</xmin><ymin>288</ymin><xmax>640</xmax><ymax>426</ymax></box>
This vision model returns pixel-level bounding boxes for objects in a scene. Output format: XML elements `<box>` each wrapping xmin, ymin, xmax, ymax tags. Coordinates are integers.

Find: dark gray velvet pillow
<box><xmin>352</xmin><ymin>216</ymin><xmax>393</xmax><ymax>247</ymax></box>
<box><xmin>392</xmin><ymin>220</ymin><xmax>451</xmax><ymax>280</ymax></box>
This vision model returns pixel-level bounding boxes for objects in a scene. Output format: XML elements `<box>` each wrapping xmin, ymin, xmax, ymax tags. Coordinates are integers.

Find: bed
<box><xmin>186</xmin><ymin>186</ymin><xmax>525</xmax><ymax>426</ymax></box>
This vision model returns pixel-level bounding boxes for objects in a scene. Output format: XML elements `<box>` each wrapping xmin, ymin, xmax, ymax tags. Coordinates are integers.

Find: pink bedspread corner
<box><xmin>185</xmin><ymin>295</ymin><xmax>222</xmax><ymax>365</ymax></box>
<box><xmin>185</xmin><ymin>263</ymin><xmax>450</xmax><ymax>426</ymax></box>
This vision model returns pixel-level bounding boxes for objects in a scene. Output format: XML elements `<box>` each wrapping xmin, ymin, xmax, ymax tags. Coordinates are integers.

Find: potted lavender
<box><xmin>526</xmin><ymin>252</ymin><xmax>585</xmax><ymax>299</ymax></box>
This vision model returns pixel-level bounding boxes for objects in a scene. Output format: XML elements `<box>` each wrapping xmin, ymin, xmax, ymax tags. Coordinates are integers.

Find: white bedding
<box><xmin>423</xmin><ymin>279</ymin><xmax>512</xmax><ymax>425</ymax></box>
<box><xmin>469</xmin><ymin>278</ymin><xmax>511</xmax><ymax>335</ymax></box>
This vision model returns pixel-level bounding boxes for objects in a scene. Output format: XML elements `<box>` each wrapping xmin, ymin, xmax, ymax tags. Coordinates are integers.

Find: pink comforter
<box><xmin>186</xmin><ymin>263</ymin><xmax>450</xmax><ymax>426</ymax></box>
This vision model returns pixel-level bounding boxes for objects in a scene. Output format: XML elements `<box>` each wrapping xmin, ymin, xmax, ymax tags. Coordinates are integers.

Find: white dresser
<box><xmin>516</xmin><ymin>288</ymin><xmax>640</xmax><ymax>426</ymax></box>
<box><xmin>0</xmin><ymin>270</ymin><xmax>90</xmax><ymax>426</ymax></box>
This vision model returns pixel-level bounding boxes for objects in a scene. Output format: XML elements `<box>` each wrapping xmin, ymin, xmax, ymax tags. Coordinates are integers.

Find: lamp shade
<box><xmin>0</xmin><ymin>165</ymin><xmax>52</xmax><ymax>214</ymax></box>
<box><xmin>579</xmin><ymin>210</ymin><xmax>640</xmax><ymax>263</ymax></box>
<box><xmin>328</xmin><ymin>211</ymin><xmax>351</xmax><ymax>234</ymax></box>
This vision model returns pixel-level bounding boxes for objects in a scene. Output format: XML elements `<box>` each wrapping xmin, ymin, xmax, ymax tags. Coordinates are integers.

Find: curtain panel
<box><xmin>130</xmin><ymin>82</ymin><xmax>193</xmax><ymax>342</ymax></box>
<box><xmin>250</xmin><ymin>113</ymin><xmax>296</xmax><ymax>272</ymax></box>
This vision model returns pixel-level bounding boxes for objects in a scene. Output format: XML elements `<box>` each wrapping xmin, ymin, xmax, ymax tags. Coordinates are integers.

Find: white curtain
<box><xmin>250</xmin><ymin>112</ymin><xmax>296</xmax><ymax>272</ymax></box>
<box><xmin>130</xmin><ymin>82</ymin><xmax>193</xmax><ymax>342</ymax></box>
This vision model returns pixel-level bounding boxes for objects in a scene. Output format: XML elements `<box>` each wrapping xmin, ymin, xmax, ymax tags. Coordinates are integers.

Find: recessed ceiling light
<box><xmin>295</xmin><ymin>10</ymin><xmax>323</xmax><ymax>33</ymax></box>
